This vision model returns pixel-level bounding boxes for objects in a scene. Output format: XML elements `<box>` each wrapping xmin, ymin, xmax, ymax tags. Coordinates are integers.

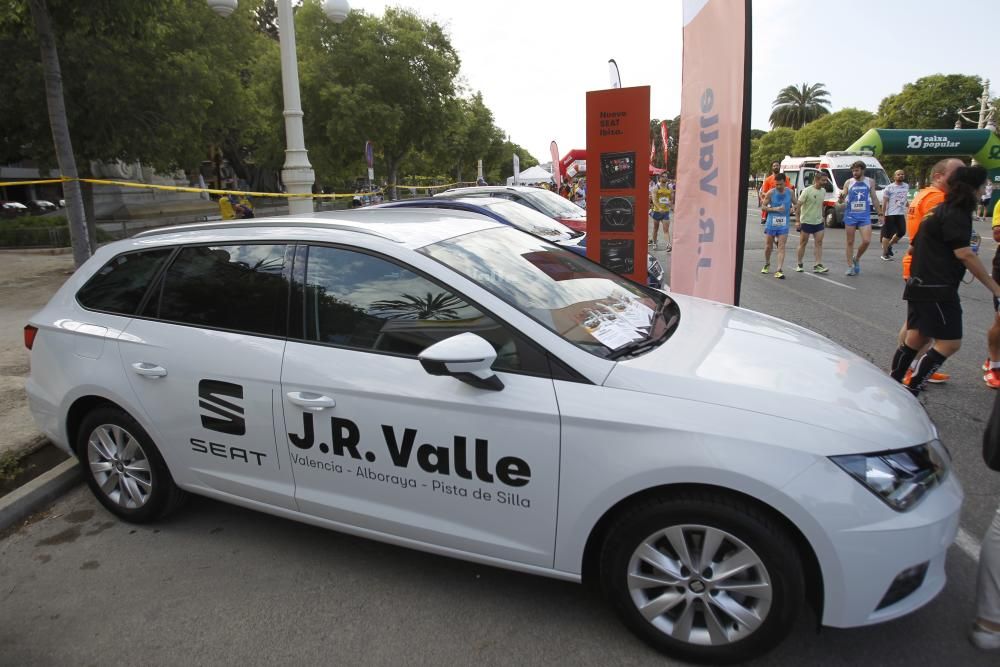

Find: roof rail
<box><xmin>133</xmin><ymin>218</ymin><xmax>403</xmax><ymax>242</ymax></box>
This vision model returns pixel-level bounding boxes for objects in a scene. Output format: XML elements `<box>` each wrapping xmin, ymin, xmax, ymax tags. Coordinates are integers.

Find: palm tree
<box><xmin>369</xmin><ymin>292</ymin><xmax>466</xmax><ymax>321</ymax></box>
<box><xmin>769</xmin><ymin>83</ymin><xmax>832</xmax><ymax>130</ymax></box>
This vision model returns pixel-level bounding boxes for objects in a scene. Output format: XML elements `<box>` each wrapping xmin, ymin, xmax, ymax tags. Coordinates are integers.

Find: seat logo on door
<box><xmin>198</xmin><ymin>379</ymin><xmax>246</xmax><ymax>436</ymax></box>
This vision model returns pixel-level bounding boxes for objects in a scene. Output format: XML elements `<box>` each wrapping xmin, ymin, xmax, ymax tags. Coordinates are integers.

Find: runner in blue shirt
<box><xmin>761</xmin><ymin>173</ymin><xmax>796</xmax><ymax>279</ymax></box>
<box><xmin>838</xmin><ymin>160</ymin><xmax>884</xmax><ymax>276</ymax></box>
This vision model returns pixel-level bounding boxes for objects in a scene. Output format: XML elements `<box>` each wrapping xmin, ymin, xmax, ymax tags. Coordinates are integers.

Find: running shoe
<box><xmin>648</xmin><ymin>239</ymin><xmax>656</xmax><ymax>247</ymax></box>
<box><xmin>927</xmin><ymin>372</ymin><xmax>950</xmax><ymax>384</ymax></box>
<box><xmin>984</xmin><ymin>358</ymin><xmax>991</xmax><ymax>372</ymax></box>
<box><xmin>903</xmin><ymin>368</ymin><xmax>913</xmax><ymax>386</ymax></box>
<box><xmin>970</xmin><ymin>622</ymin><xmax>1000</xmax><ymax>650</ymax></box>
<box><xmin>795</xmin><ymin>264</ymin><xmax>804</xmax><ymax>272</ymax></box>
<box><xmin>813</xmin><ymin>264</ymin><xmax>828</xmax><ymax>273</ymax></box>
<box><xmin>774</xmin><ymin>270</ymin><xmax>785</xmax><ymax>279</ymax></box>
<box><xmin>880</xmin><ymin>254</ymin><xmax>893</xmax><ymax>261</ymax></box>
<box><xmin>665</xmin><ymin>244</ymin><xmax>672</xmax><ymax>252</ymax></box>
<box><xmin>845</xmin><ymin>266</ymin><xmax>856</xmax><ymax>276</ymax></box>
<box><xmin>985</xmin><ymin>369</ymin><xmax>1000</xmax><ymax>389</ymax></box>
<box><xmin>761</xmin><ymin>264</ymin><xmax>770</xmax><ymax>274</ymax></box>
<box><xmin>853</xmin><ymin>257</ymin><xmax>861</xmax><ymax>274</ymax></box>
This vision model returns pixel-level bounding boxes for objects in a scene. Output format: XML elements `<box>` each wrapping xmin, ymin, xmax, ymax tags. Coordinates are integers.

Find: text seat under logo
<box><xmin>198</xmin><ymin>379</ymin><xmax>246</xmax><ymax>436</ymax></box>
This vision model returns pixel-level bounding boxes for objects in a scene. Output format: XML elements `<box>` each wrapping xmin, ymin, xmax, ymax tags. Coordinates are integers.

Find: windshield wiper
<box><xmin>605</xmin><ymin>299</ymin><xmax>669</xmax><ymax>360</ymax></box>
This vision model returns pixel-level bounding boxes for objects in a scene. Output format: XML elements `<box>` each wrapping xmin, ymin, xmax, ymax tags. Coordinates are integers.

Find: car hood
<box><xmin>604</xmin><ymin>293</ymin><xmax>935</xmax><ymax>452</ymax></box>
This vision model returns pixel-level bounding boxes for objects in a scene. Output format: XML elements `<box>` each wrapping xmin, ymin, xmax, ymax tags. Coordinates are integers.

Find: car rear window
<box><xmin>143</xmin><ymin>244</ymin><xmax>289</xmax><ymax>337</ymax></box>
<box><xmin>76</xmin><ymin>249</ymin><xmax>173</xmax><ymax>315</ymax></box>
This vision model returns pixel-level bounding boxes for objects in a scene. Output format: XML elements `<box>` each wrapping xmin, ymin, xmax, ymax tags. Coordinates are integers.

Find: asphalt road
<box><xmin>1</xmin><ymin>209</ymin><xmax>999</xmax><ymax>666</ymax></box>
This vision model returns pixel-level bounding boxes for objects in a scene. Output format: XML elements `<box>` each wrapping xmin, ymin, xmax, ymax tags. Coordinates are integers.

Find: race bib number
<box><xmin>770</xmin><ymin>216</ymin><xmax>786</xmax><ymax>228</ymax></box>
<box><xmin>658</xmin><ymin>196</ymin><xmax>670</xmax><ymax>205</ymax></box>
<box><xmin>850</xmin><ymin>200</ymin><xmax>867</xmax><ymax>212</ymax></box>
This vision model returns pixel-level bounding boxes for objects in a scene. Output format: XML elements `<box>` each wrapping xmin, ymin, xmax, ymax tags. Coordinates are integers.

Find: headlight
<box><xmin>830</xmin><ymin>440</ymin><xmax>949</xmax><ymax>512</ymax></box>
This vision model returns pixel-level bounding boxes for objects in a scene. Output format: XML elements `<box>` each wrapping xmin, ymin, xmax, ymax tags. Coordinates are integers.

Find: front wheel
<box><xmin>824</xmin><ymin>208</ymin><xmax>840</xmax><ymax>228</ymax></box>
<box><xmin>600</xmin><ymin>492</ymin><xmax>804</xmax><ymax>664</ymax></box>
<box><xmin>76</xmin><ymin>406</ymin><xmax>186</xmax><ymax>523</ymax></box>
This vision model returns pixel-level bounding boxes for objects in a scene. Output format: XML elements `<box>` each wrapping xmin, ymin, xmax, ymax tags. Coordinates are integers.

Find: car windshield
<box><xmin>832</xmin><ymin>168</ymin><xmax>890</xmax><ymax>189</ymax></box>
<box><xmin>520</xmin><ymin>188</ymin><xmax>587</xmax><ymax>219</ymax></box>
<box><xmin>420</xmin><ymin>227</ymin><xmax>677</xmax><ymax>358</ymax></box>
<box><xmin>472</xmin><ymin>199</ymin><xmax>580</xmax><ymax>241</ymax></box>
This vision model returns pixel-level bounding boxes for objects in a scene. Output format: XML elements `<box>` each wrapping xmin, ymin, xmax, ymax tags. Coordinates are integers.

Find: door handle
<box><xmin>286</xmin><ymin>391</ymin><xmax>336</xmax><ymax>411</ymax></box>
<box><xmin>131</xmin><ymin>362</ymin><xmax>167</xmax><ymax>378</ymax></box>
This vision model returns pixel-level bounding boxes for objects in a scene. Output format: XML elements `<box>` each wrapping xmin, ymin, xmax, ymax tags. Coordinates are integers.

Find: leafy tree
<box><xmin>875</xmin><ymin>74</ymin><xmax>984</xmax><ymax>183</ymax></box>
<box><xmin>769</xmin><ymin>83</ymin><xmax>831</xmax><ymax>129</ymax></box>
<box><xmin>876</xmin><ymin>74</ymin><xmax>982</xmax><ymax>130</ymax></box>
<box><xmin>295</xmin><ymin>3</ymin><xmax>462</xmax><ymax>195</ymax></box>
<box><xmin>749</xmin><ymin>129</ymin><xmax>767</xmax><ymax>140</ymax></box>
<box><xmin>792</xmin><ymin>108</ymin><xmax>876</xmax><ymax>156</ymax></box>
<box><xmin>750</xmin><ymin>127</ymin><xmax>795</xmax><ymax>175</ymax></box>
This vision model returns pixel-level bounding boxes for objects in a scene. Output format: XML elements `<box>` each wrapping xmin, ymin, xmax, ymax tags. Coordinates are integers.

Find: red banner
<box><xmin>670</xmin><ymin>0</ymin><xmax>751</xmax><ymax>305</ymax></box>
<box><xmin>585</xmin><ymin>86</ymin><xmax>651</xmax><ymax>287</ymax></box>
<box><xmin>660</xmin><ymin>120</ymin><xmax>670</xmax><ymax>173</ymax></box>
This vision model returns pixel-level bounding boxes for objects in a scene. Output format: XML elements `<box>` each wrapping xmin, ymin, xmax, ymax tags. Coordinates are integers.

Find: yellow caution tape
<box><xmin>0</xmin><ymin>176</ymin><xmax>476</xmax><ymax>198</ymax></box>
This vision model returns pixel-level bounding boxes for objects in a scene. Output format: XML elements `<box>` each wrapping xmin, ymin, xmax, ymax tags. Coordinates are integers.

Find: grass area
<box><xmin>0</xmin><ymin>449</ymin><xmax>26</xmax><ymax>481</ymax></box>
<box><xmin>0</xmin><ymin>215</ymin><xmax>113</xmax><ymax>247</ymax></box>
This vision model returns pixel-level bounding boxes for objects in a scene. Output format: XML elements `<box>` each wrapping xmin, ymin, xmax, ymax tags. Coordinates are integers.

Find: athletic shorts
<box><xmin>881</xmin><ymin>215</ymin><xmax>905</xmax><ymax>239</ymax></box>
<box><xmin>651</xmin><ymin>211</ymin><xmax>670</xmax><ymax>221</ymax></box>
<box><xmin>799</xmin><ymin>222</ymin><xmax>824</xmax><ymax>235</ymax></box>
<box><xmin>844</xmin><ymin>217</ymin><xmax>871</xmax><ymax>228</ymax></box>
<box><xmin>906</xmin><ymin>300</ymin><xmax>963</xmax><ymax>340</ymax></box>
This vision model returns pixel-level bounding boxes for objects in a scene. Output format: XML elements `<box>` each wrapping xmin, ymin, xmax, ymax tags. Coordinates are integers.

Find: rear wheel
<box><xmin>600</xmin><ymin>491</ymin><xmax>804</xmax><ymax>664</ymax></box>
<box><xmin>76</xmin><ymin>406</ymin><xmax>185</xmax><ymax>523</ymax></box>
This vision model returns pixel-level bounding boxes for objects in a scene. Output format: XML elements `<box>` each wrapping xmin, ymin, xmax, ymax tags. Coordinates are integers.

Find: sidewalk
<box><xmin>0</xmin><ymin>250</ymin><xmax>75</xmax><ymax>460</ymax></box>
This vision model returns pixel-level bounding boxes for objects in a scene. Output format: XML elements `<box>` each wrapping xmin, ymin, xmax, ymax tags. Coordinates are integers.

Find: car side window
<box><xmin>76</xmin><ymin>248</ymin><xmax>173</xmax><ymax>315</ymax></box>
<box><xmin>143</xmin><ymin>244</ymin><xmax>288</xmax><ymax>337</ymax></box>
<box><xmin>300</xmin><ymin>245</ymin><xmax>541</xmax><ymax>374</ymax></box>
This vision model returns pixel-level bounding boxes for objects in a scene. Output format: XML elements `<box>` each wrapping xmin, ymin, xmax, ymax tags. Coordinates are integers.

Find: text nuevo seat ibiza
<box><xmin>24</xmin><ymin>209</ymin><xmax>962</xmax><ymax>664</ymax></box>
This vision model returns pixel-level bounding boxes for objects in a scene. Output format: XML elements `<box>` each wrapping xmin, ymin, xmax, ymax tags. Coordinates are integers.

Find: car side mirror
<box><xmin>418</xmin><ymin>333</ymin><xmax>504</xmax><ymax>391</ymax></box>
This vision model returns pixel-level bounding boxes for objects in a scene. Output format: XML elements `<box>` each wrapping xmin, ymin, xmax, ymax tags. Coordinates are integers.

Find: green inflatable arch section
<box><xmin>846</xmin><ymin>129</ymin><xmax>1000</xmax><ymax>207</ymax></box>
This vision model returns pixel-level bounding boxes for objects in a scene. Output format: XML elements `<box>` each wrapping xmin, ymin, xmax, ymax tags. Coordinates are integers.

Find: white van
<box><xmin>781</xmin><ymin>152</ymin><xmax>890</xmax><ymax>228</ymax></box>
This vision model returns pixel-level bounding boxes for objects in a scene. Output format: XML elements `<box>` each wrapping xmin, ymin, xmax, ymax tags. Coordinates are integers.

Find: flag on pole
<box><xmin>550</xmin><ymin>141</ymin><xmax>561</xmax><ymax>187</ymax></box>
<box><xmin>660</xmin><ymin>120</ymin><xmax>670</xmax><ymax>173</ymax></box>
<box><xmin>608</xmin><ymin>59</ymin><xmax>621</xmax><ymax>89</ymax></box>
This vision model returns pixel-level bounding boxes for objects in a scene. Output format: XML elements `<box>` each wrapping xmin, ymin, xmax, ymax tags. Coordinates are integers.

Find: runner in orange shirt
<box><xmin>897</xmin><ymin>158</ymin><xmax>964</xmax><ymax>385</ymax></box>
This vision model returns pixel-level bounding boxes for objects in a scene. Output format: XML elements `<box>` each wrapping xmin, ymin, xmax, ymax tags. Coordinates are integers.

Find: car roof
<box><xmin>132</xmin><ymin>208</ymin><xmax>503</xmax><ymax>249</ymax></box>
<box><xmin>437</xmin><ymin>185</ymin><xmax>545</xmax><ymax>197</ymax></box>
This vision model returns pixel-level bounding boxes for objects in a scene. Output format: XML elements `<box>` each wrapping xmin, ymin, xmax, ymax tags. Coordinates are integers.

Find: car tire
<box><xmin>76</xmin><ymin>406</ymin><xmax>186</xmax><ymax>523</ymax></box>
<box><xmin>824</xmin><ymin>208</ymin><xmax>839</xmax><ymax>228</ymax></box>
<box><xmin>599</xmin><ymin>491</ymin><xmax>804</xmax><ymax>665</ymax></box>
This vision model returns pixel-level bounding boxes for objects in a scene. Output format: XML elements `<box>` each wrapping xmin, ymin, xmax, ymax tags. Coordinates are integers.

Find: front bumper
<box><xmin>781</xmin><ymin>456</ymin><xmax>963</xmax><ymax>628</ymax></box>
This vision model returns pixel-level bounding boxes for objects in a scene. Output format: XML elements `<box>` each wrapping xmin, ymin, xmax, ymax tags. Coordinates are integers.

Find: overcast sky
<box><xmin>348</xmin><ymin>0</ymin><xmax>1000</xmax><ymax>163</ymax></box>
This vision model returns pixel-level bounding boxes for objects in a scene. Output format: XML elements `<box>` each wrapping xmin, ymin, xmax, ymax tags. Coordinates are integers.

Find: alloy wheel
<box><xmin>87</xmin><ymin>423</ymin><xmax>153</xmax><ymax>509</ymax></box>
<box><xmin>627</xmin><ymin>524</ymin><xmax>773</xmax><ymax>646</ymax></box>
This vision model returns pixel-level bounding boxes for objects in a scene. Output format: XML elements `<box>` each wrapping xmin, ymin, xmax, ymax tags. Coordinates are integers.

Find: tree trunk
<box><xmin>28</xmin><ymin>0</ymin><xmax>90</xmax><ymax>267</ymax></box>
<box><xmin>388</xmin><ymin>159</ymin><xmax>399</xmax><ymax>201</ymax></box>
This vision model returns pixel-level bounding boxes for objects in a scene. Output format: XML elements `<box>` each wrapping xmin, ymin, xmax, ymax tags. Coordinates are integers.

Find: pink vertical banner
<box><xmin>670</xmin><ymin>0</ymin><xmax>751</xmax><ymax>306</ymax></box>
<box><xmin>550</xmin><ymin>141</ymin><xmax>562</xmax><ymax>188</ymax></box>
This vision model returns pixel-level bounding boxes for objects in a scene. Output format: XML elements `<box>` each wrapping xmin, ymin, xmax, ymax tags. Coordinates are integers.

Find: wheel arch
<box><xmin>580</xmin><ymin>483</ymin><xmax>823</xmax><ymax>620</ymax></box>
<box><xmin>66</xmin><ymin>395</ymin><xmax>131</xmax><ymax>455</ymax></box>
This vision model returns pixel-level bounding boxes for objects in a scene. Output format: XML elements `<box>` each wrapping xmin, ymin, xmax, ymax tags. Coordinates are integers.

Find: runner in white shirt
<box><xmin>880</xmin><ymin>170</ymin><xmax>909</xmax><ymax>261</ymax></box>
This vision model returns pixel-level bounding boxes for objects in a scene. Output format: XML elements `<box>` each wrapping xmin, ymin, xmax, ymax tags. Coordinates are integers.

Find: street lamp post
<box><xmin>208</xmin><ymin>0</ymin><xmax>350</xmax><ymax>215</ymax></box>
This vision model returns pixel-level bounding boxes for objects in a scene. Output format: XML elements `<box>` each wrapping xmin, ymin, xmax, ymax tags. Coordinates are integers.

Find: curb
<box><xmin>0</xmin><ymin>458</ymin><xmax>82</xmax><ymax>532</ymax></box>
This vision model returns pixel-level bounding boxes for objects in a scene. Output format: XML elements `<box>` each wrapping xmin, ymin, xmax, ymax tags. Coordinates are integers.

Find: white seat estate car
<box><xmin>24</xmin><ymin>209</ymin><xmax>961</xmax><ymax>664</ymax></box>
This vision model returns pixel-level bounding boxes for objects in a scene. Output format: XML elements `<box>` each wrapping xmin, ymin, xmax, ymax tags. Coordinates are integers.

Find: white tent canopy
<box><xmin>507</xmin><ymin>165</ymin><xmax>553</xmax><ymax>186</ymax></box>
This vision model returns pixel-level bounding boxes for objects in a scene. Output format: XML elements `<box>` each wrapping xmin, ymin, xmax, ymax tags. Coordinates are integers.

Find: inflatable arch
<box><xmin>846</xmin><ymin>128</ymin><xmax>1000</xmax><ymax>207</ymax></box>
